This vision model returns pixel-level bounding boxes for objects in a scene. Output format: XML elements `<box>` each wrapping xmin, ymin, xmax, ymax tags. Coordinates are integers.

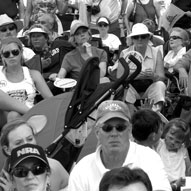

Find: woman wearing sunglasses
<box><xmin>0</xmin><ymin>37</ymin><xmax>53</xmax><ymax>123</ymax></box>
<box><xmin>120</xmin><ymin>23</ymin><xmax>165</xmax><ymax>114</ymax></box>
<box><xmin>9</xmin><ymin>144</ymin><xmax>51</xmax><ymax>191</ymax></box>
<box><xmin>0</xmin><ymin>117</ymin><xmax>69</xmax><ymax>191</ymax></box>
<box><xmin>164</xmin><ymin>27</ymin><xmax>189</xmax><ymax>73</ymax></box>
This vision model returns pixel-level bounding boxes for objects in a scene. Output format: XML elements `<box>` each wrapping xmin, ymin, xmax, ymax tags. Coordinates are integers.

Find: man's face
<box><xmin>0</xmin><ymin>23</ymin><xmax>17</xmax><ymax>39</ymax></box>
<box><xmin>37</xmin><ymin>15</ymin><xmax>54</xmax><ymax>31</ymax></box>
<box><xmin>96</xmin><ymin>118</ymin><xmax>131</xmax><ymax>155</ymax></box>
<box><xmin>30</xmin><ymin>33</ymin><xmax>47</xmax><ymax>49</ymax></box>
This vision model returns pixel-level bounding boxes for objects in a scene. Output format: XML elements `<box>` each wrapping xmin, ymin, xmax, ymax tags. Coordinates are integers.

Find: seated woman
<box><xmin>49</xmin><ymin>20</ymin><xmax>108</xmax><ymax>83</ymax></box>
<box><xmin>0</xmin><ymin>37</ymin><xmax>53</xmax><ymax>122</ymax></box>
<box><xmin>9</xmin><ymin>144</ymin><xmax>51</xmax><ymax>191</ymax></box>
<box><xmin>164</xmin><ymin>27</ymin><xmax>189</xmax><ymax>73</ymax></box>
<box><xmin>93</xmin><ymin>16</ymin><xmax>121</xmax><ymax>63</ymax></box>
<box><xmin>119</xmin><ymin>23</ymin><xmax>166</xmax><ymax>114</ymax></box>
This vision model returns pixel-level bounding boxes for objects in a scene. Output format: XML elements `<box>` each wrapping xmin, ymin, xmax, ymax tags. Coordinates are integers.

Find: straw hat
<box><xmin>0</xmin><ymin>14</ymin><xmax>23</xmax><ymax>32</ymax></box>
<box><xmin>127</xmin><ymin>23</ymin><xmax>152</xmax><ymax>38</ymax></box>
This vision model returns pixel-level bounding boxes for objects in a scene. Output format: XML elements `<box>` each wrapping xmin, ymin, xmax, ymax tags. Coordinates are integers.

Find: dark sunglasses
<box><xmin>2</xmin><ymin>49</ymin><xmax>20</xmax><ymax>58</ymax></box>
<box><xmin>12</xmin><ymin>164</ymin><xmax>47</xmax><ymax>178</ymax></box>
<box><xmin>98</xmin><ymin>23</ymin><xmax>108</xmax><ymax>27</ymax></box>
<box><xmin>101</xmin><ymin>124</ymin><xmax>127</xmax><ymax>132</ymax></box>
<box><xmin>132</xmin><ymin>34</ymin><xmax>149</xmax><ymax>40</ymax></box>
<box><xmin>0</xmin><ymin>25</ymin><xmax>16</xmax><ymax>33</ymax></box>
<box><xmin>169</xmin><ymin>36</ymin><xmax>182</xmax><ymax>40</ymax></box>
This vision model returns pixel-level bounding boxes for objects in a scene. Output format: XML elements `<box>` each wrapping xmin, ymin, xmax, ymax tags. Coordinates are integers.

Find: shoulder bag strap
<box><xmin>137</xmin><ymin>0</ymin><xmax>150</xmax><ymax>19</ymax></box>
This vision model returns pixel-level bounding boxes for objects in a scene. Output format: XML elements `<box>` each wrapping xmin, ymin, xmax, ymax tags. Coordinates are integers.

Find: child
<box><xmin>157</xmin><ymin>118</ymin><xmax>191</xmax><ymax>190</ymax></box>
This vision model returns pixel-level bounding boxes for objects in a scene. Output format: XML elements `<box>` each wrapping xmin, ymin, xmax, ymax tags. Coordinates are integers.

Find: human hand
<box><xmin>49</xmin><ymin>73</ymin><xmax>58</xmax><ymax>81</ymax></box>
<box><xmin>0</xmin><ymin>170</ymin><xmax>12</xmax><ymax>191</ymax></box>
<box><xmin>185</xmin><ymin>11</ymin><xmax>191</xmax><ymax>17</ymax></box>
<box><xmin>178</xmin><ymin>68</ymin><xmax>188</xmax><ymax>89</ymax></box>
<box><xmin>139</xmin><ymin>98</ymin><xmax>154</xmax><ymax>110</ymax></box>
<box><xmin>175</xmin><ymin>177</ymin><xmax>186</xmax><ymax>189</ymax></box>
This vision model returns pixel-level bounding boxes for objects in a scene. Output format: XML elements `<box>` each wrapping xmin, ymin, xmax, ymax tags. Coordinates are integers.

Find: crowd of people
<box><xmin>0</xmin><ymin>0</ymin><xmax>191</xmax><ymax>191</ymax></box>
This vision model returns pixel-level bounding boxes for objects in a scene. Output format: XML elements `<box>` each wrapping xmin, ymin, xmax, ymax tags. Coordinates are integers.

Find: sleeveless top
<box><xmin>134</xmin><ymin>0</ymin><xmax>156</xmax><ymax>24</ymax></box>
<box><xmin>0</xmin><ymin>66</ymin><xmax>36</xmax><ymax>108</ymax></box>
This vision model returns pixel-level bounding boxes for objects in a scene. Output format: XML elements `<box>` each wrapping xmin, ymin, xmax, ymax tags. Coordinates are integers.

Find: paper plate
<box><xmin>54</xmin><ymin>78</ymin><xmax>77</xmax><ymax>89</ymax></box>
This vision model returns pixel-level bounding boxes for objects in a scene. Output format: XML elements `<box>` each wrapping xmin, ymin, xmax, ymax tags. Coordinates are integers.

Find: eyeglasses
<box><xmin>2</xmin><ymin>49</ymin><xmax>20</xmax><ymax>58</ymax></box>
<box><xmin>132</xmin><ymin>35</ymin><xmax>149</xmax><ymax>40</ymax></box>
<box><xmin>12</xmin><ymin>164</ymin><xmax>47</xmax><ymax>178</ymax></box>
<box><xmin>98</xmin><ymin>23</ymin><xmax>108</xmax><ymax>27</ymax></box>
<box><xmin>0</xmin><ymin>25</ymin><xmax>16</xmax><ymax>33</ymax></box>
<box><xmin>101</xmin><ymin>124</ymin><xmax>127</xmax><ymax>132</ymax></box>
<box><xmin>169</xmin><ymin>36</ymin><xmax>182</xmax><ymax>40</ymax></box>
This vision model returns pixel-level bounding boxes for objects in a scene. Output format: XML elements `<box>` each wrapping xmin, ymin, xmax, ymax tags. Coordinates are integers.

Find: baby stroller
<box><xmin>23</xmin><ymin>55</ymin><xmax>141</xmax><ymax>172</ymax></box>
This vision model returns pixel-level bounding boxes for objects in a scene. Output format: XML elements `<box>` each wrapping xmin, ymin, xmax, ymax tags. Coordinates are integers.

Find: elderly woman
<box><xmin>9</xmin><ymin>144</ymin><xmax>51</xmax><ymax>191</ymax></box>
<box><xmin>164</xmin><ymin>27</ymin><xmax>189</xmax><ymax>73</ymax></box>
<box><xmin>0</xmin><ymin>37</ymin><xmax>53</xmax><ymax>122</ymax></box>
<box><xmin>120</xmin><ymin>23</ymin><xmax>166</xmax><ymax>114</ymax></box>
<box><xmin>49</xmin><ymin>20</ymin><xmax>108</xmax><ymax>82</ymax></box>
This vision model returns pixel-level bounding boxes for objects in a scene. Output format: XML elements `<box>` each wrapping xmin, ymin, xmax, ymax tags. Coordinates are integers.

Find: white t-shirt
<box><xmin>68</xmin><ymin>141</ymin><xmax>171</xmax><ymax>191</ymax></box>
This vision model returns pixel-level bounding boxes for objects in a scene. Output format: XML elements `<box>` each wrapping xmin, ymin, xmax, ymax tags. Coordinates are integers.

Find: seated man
<box><xmin>67</xmin><ymin>100</ymin><xmax>171</xmax><ymax>191</ymax></box>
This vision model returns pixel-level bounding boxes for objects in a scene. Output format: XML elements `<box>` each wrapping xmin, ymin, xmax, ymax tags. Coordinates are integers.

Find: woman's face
<box><xmin>97</xmin><ymin>22</ymin><xmax>109</xmax><ymax>35</ymax></box>
<box><xmin>12</xmin><ymin>158</ymin><xmax>48</xmax><ymax>191</ymax></box>
<box><xmin>169</xmin><ymin>31</ymin><xmax>183</xmax><ymax>49</ymax></box>
<box><xmin>5</xmin><ymin>124</ymin><xmax>36</xmax><ymax>155</ymax></box>
<box><xmin>132</xmin><ymin>34</ymin><xmax>150</xmax><ymax>50</ymax></box>
<box><xmin>74</xmin><ymin>27</ymin><xmax>90</xmax><ymax>45</ymax></box>
<box><xmin>30</xmin><ymin>33</ymin><xmax>48</xmax><ymax>50</ymax></box>
<box><xmin>1</xmin><ymin>43</ymin><xmax>22</xmax><ymax>67</ymax></box>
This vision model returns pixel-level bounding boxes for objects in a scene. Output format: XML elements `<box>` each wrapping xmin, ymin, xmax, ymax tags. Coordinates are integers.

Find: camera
<box><xmin>87</xmin><ymin>5</ymin><xmax>100</xmax><ymax>15</ymax></box>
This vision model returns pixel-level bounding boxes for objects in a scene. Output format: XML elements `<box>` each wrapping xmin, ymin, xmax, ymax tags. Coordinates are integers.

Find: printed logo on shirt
<box><xmin>0</xmin><ymin>80</ymin><xmax>7</xmax><ymax>88</ymax></box>
<box><xmin>7</xmin><ymin>89</ymin><xmax>27</xmax><ymax>103</ymax></box>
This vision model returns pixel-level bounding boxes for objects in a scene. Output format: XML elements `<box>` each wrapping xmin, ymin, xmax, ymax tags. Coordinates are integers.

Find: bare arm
<box><xmin>18</xmin><ymin>0</ymin><xmax>25</xmax><ymax>20</ymax></box>
<box><xmin>30</xmin><ymin>70</ymin><xmax>53</xmax><ymax>99</ymax></box>
<box><xmin>155</xmin><ymin>49</ymin><xmax>165</xmax><ymax>79</ymax></box>
<box><xmin>0</xmin><ymin>90</ymin><xmax>29</xmax><ymax>114</ymax></box>
<box><xmin>99</xmin><ymin>61</ymin><xmax>107</xmax><ymax>78</ymax></box>
<box><xmin>24</xmin><ymin>0</ymin><xmax>33</xmax><ymax>29</ymax></box>
<box><xmin>124</xmin><ymin>1</ymin><xmax>134</xmax><ymax>34</ymax></box>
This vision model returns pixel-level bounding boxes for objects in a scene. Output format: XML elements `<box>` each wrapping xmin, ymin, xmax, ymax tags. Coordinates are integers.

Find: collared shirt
<box><xmin>68</xmin><ymin>141</ymin><xmax>171</xmax><ymax>191</ymax></box>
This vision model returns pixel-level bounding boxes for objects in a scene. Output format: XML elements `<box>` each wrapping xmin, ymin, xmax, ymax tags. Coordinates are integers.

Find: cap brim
<box><xmin>27</xmin><ymin>115</ymin><xmax>47</xmax><ymax>134</ymax></box>
<box><xmin>127</xmin><ymin>32</ymin><xmax>152</xmax><ymax>38</ymax></box>
<box><xmin>96</xmin><ymin>112</ymin><xmax>130</xmax><ymax>125</ymax></box>
<box><xmin>72</xmin><ymin>26</ymin><xmax>88</xmax><ymax>35</ymax></box>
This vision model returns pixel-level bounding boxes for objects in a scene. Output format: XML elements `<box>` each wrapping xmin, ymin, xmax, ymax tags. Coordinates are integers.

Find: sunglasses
<box><xmin>12</xmin><ymin>164</ymin><xmax>47</xmax><ymax>178</ymax></box>
<box><xmin>101</xmin><ymin>124</ymin><xmax>127</xmax><ymax>132</ymax></box>
<box><xmin>169</xmin><ymin>36</ymin><xmax>182</xmax><ymax>40</ymax></box>
<box><xmin>2</xmin><ymin>49</ymin><xmax>20</xmax><ymax>58</ymax></box>
<box><xmin>98</xmin><ymin>23</ymin><xmax>108</xmax><ymax>27</ymax></box>
<box><xmin>132</xmin><ymin>34</ymin><xmax>149</xmax><ymax>40</ymax></box>
<box><xmin>0</xmin><ymin>25</ymin><xmax>16</xmax><ymax>33</ymax></box>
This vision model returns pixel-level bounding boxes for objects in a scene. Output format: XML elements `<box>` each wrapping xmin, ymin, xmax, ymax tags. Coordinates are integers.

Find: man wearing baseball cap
<box><xmin>68</xmin><ymin>100</ymin><xmax>171</xmax><ymax>191</ymax></box>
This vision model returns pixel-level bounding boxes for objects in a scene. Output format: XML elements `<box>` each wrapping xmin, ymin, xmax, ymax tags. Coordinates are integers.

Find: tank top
<box><xmin>0</xmin><ymin>66</ymin><xmax>36</xmax><ymax>108</ymax></box>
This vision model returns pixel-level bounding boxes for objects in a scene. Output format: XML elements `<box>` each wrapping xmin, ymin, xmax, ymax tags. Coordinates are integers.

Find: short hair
<box><xmin>99</xmin><ymin>167</ymin><xmax>152</xmax><ymax>191</ymax></box>
<box><xmin>163</xmin><ymin>118</ymin><xmax>190</xmax><ymax>147</ymax></box>
<box><xmin>170</xmin><ymin>27</ymin><xmax>190</xmax><ymax>47</ymax></box>
<box><xmin>0</xmin><ymin>118</ymin><xmax>35</xmax><ymax>156</ymax></box>
<box><xmin>132</xmin><ymin>109</ymin><xmax>162</xmax><ymax>141</ymax></box>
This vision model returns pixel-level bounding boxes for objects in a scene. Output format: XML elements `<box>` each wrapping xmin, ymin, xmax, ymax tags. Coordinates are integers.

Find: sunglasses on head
<box><xmin>12</xmin><ymin>164</ymin><xmax>47</xmax><ymax>178</ymax></box>
<box><xmin>2</xmin><ymin>49</ymin><xmax>20</xmax><ymax>58</ymax></box>
<box><xmin>101</xmin><ymin>124</ymin><xmax>127</xmax><ymax>132</ymax></box>
<box><xmin>132</xmin><ymin>34</ymin><xmax>149</xmax><ymax>40</ymax></box>
<box><xmin>0</xmin><ymin>24</ymin><xmax>16</xmax><ymax>33</ymax></box>
<box><xmin>98</xmin><ymin>23</ymin><xmax>108</xmax><ymax>27</ymax></box>
<box><xmin>169</xmin><ymin>36</ymin><xmax>182</xmax><ymax>40</ymax></box>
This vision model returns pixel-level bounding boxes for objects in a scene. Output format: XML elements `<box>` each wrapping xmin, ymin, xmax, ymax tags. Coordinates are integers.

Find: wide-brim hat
<box><xmin>70</xmin><ymin>20</ymin><xmax>89</xmax><ymax>36</ymax></box>
<box><xmin>127</xmin><ymin>23</ymin><xmax>152</xmax><ymax>38</ymax></box>
<box><xmin>0</xmin><ymin>14</ymin><xmax>23</xmax><ymax>32</ymax></box>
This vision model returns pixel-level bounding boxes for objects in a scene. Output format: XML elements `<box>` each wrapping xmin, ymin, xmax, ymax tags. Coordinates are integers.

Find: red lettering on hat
<box><xmin>17</xmin><ymin>148</ymin><xmax>40</xmax><ymax>157</ymax></box>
